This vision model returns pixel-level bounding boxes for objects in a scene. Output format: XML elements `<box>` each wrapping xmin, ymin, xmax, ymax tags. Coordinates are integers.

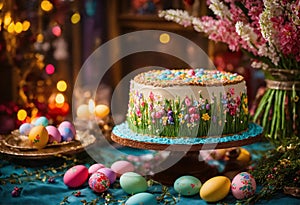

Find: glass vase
<box><xmin>253</xmin><ymin>69</ymin><xmax>300</xmax><ymax>144</ymax></box>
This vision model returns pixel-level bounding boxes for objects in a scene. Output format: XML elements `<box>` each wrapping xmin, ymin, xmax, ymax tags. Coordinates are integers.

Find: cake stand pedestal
<box><xmin>111</xmin><ymin>122</ymin><xmax>262</xmax><ymax>185</ymax></box>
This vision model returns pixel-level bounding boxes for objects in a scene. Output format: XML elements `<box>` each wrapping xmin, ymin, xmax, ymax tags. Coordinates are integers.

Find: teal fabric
<box><xmin>0</xmin><ymin>143</ymin><xmax>300</xmax><ymax>205</ymax></box>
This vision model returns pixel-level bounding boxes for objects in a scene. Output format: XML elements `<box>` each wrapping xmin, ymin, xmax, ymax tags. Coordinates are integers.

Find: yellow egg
<box><xmin>236</xmin><ymin>148</ymin><xmax>251</xmax><ymax>164</ymax></box>
<box><xmin>200</xmin><ymin>176</ymin><xmax>230</xmax><ymax>202</ymax></box>
<box><xmin>28</xmin><ymin>125</ymin><xmax>49</xmax><ymax>149</ymax></box>
<box><xmin>76</xmin><ymin>104</ymin><xmax>90</xmax><ymax>119</ymax></box>
<box><xmin>95</xmin><ymin>104</ymin><xmax>110</xmax><ymax>118</ymax></box>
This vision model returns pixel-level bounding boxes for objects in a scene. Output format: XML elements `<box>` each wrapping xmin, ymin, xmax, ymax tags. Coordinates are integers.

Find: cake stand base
<box><xmin>150</xmin><ymin>151</ymin><xmax>218</xmax><ymax>185</ymax></box>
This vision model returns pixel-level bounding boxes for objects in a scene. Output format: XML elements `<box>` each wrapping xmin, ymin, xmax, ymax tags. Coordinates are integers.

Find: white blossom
<box><xmin>158</xmin><ymin>10</ymin><xmax>193</xmax><ymax>27</ymax></box>
<box><xmin>208</xmin><ymin>0</ymin><xmax>231</xmax><ymax>20</ymax></box>
<box><xmin>235</xmin><ymin>21</ymin><xmax>258</xmax><ymax>46</ymax></box>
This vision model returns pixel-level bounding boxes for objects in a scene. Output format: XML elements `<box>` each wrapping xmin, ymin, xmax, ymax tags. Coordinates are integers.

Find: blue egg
<box><xmin>58</xmin><ymin>127</ymin><xmax>74</xmax><ymax>142</ymax></box>
<box><xmin>33</xmin><ymin>116</ymin><xmax>48</xmax><ymax>126</ymax></box>
<box><xmin>125</xmin><ymin>193</ymin><xmax>157</xmax><ymax>205</ymax></box>
<box><xmin>19</xmin><ymin>123</ymin><xmax>34</xmax><ymax>135</ymax></box>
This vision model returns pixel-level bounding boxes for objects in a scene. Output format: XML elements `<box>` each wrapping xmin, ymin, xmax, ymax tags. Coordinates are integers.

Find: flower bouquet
<box><xmin>159</xmin><ymin>0</ymin><xmax>300</xmax><ymax>144</ymax></box>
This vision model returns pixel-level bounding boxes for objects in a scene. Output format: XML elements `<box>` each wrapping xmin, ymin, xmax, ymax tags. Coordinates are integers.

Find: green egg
<box><xmin>174</xmin><ymin>175</ymin><xmax>202</xmax><ymax>196</ymax></box>
<box><xmin>125</xmin><ymin>192</ymin><xmax>157</xmax><ymax>205</ymax></box>
<box><xmin>120</xmin><ymin>172</ymin><xmax>148</xmax><ymax>194</ymax></box>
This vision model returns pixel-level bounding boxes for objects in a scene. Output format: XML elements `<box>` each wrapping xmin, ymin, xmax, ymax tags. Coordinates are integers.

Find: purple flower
<box><xmin>206</xmin><ymin>104</ymin><xmax>210</xmax><ymax>110</ymax></box>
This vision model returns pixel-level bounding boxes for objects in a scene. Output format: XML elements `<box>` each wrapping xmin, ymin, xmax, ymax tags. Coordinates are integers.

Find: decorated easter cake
<box><xmin>126</xmin><ymin>68</ymin><xmax>249</xmax><ymax>138</ymax></box>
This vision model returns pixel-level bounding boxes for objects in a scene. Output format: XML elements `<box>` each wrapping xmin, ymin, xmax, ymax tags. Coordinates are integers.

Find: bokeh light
<box><xmin>71</xmin><ymin>12</ymin><xmax>80</xmax><ymax>24</ymax></box>
<box><xmin>22</xmin><ymin>20</ymin><xmax>30</xmax><ymax>31</ymax></box>
<box><xmin>52</xmin><ymin>25</ymin><xmax>61</xmax><ymax>37</ymax></box>
<box><xmin>45</xmin><ymin>64</ymin><xmax>55</xmax><ymax>75</ymax></box>
<box><xmin>159</xmin><ymin>33</ymin><xmax>170</xmax><ymax>44</ymax></box>
<box><xmin>14</xmin><ymin>22</ymin><xmax>23</xmax><ymax>33</ymax></box>
<box><xmin>55</xmin><ymin>93</ymin><xmax>65</xmax><ymax>104</ymax></box>
<box><xmin>57</xmin><ymin>80</ymin><xmax>67</xmax><ymax>92</ymax></box>
<box><xmin>17</xmin><ymin>109</ymin><xmax>27</xmax><ymax>121</ymax></box>
<box><xmin>41</xmin><ymin>0</ymin><xmax>53</xmax><ymax>12</ymax></box>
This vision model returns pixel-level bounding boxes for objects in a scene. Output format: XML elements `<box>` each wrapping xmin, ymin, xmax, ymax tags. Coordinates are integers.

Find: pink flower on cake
<box><xmin>149</xmin><ymin>92</ymin><xmax>154</xmax><ymax>101</ymax></box>
<box><xmin>185</xmin><ymin>96</ymin><xmax>192</xmax><ymax>106</ymax></box>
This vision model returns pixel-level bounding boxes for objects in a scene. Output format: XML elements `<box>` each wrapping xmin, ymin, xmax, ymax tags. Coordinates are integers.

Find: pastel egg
<box><xmin>59</xmin><ymin>127</ymin><xmax>74</xmax><ymax>142</ymax></box>
<box><xmin>125</xmin><ymin>193</ymin><xmax>157</xmax><ymax>205</ymax></box>
<box><xmin>231</xmin><ymin>172</ymin><xmax>256</xmax><ymax>199</ymax></box>
<box><xmin>28</xmin><ymin>125</ymin><xmax>49</xmax><ymax>149</ymax></box>
<box><xmin>58</xmin><ymin>121</ymin><xmax>76</xmax><ymax>136</ymax></box>
<box><xmin>63</xmin><ymin>165</ymin><xmax>89</xmax><ymax>188</ymax></box>
<box><xmin>88</xmin><ymin>163</ymin><xmax>105</xmax><ymax>176</ymax></box>
<box><xmin>97</xmin><ymin>168</ymin><xmax>117</xmax><ymax>184</ymax></box>
<box><xmin>236</xmin><ymin>148</ymin><xmax>251</xmax><ymax>164</ymax></box>
<box><xmin>200</xmin><ymin>176</ymin><xmax>231</xmax><ymax>202</ymax></box>
<box><xmin>111</xmin><ymin>160</ymin><xmax>135</xmax><ymax>177</ymax></box>
<box><xmin>120</xmin><ymin>172</ymin><xmax>147</xmax><ymax>194</ymax></box>
<box><xmin>174</xmin><ymin>175</ymin><xmax>202</xmax><ymax>196</ymax></box>
<box><xmin>46</xmin><ymin>125</ymin><xmax>62</xmax><ymax>143</ymax></box>
<box><xmin>76</xmin><ymin>104</ymin><xmax>90</xmax><ymax>119</ymax></box>
<box><xmin>95</xmin><ymin>104</ymin><xmax>110</xmax><ymax>118</ymax></box>
<box><xmin>88</xmin><ymin>172</ymin><xmax>110</xmax><ymax>193</ymax></box>
<box><xmin>19</xmin><ymin>123</ymin><xmax>33</xmax><ymax>135</ymax></box>
<box><xmin>33</xmin><ymin>116</ymin><xmax>49</xmax><ymax>126</ymax></box>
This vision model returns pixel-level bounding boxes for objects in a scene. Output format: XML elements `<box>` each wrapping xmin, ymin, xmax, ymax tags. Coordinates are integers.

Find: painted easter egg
<box><xmin>59</xmin><ymin>121</ymin><xmax>76</xmax><ymax>136</ymax></box>
<box><xmin>174</xmin><ymin>175</ymin><xmax>202</xmax><ymax>196</ymax></box>
<box><xmin>231</xmin><ymin>172</ymin><xmax>256</xmax><ymax>199</ymax></box>
<box><xmin>95</xmin><ymin>104</ymin><xmax>110</xmax><ymax>118</ymax></box>
<box><xmin>125</xmin><ymin>192</ymin><xmax>157</xmax><ymax>205</ymax></box>
<box><xmin>63</xmin><ymin>165</ymin><xmax>89</xmax><ymax>188</ymax></box>
<box><xmin>46</xmin><ymin>125</ymin><xmax>62</xmax><ymax>143</ymax></box>
<box><xmin>88</xmin><ymin>172</ymin><xmax>110</xmax><ymax>193</ymax></box>
<box><xmin>19</xmin><ymin>123</ymin><xmax>33</xmax><ymax>135</ymax></box>
<box><xmin>97</xmin><ymin>167</ymin><xmax>117</xmax><ymax>184</ymax></box>
<box><xmin>111</xmin><ymin>160</ymin><xmax>135</xmax><ymax>177</ymax></box>
<box><xmin>28</xmin><ymin>125</ymin><xmax>49</xmax><ymax>149</ymax></box>
<box><xmin>200</xmin><ymin>176</ymin><xmax>231</xmax><ymax>202</ymax></box>
<box><xmin>120</xmin><ymin>172</ymin><xmax>147</xmax><ymax>194</ymax></box>
<box><xmin>33</xmin><ymin>116</ymin><xmax>49</xmax><ymax>126</ymax></box>
<box><xmin>88</xmin><ymin>163</ymin><xmax>105</xmax><ymax>176</ymax></box>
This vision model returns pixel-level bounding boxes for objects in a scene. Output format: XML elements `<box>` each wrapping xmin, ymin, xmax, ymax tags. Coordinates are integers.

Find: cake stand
<box><xmin>111</xmin><ymin>122</ymin><xmax>263</xmax><ymax>185</ymax></box>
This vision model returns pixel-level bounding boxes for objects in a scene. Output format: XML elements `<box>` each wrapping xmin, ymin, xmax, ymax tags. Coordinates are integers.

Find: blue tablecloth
<box><xmin>1</xmin><ymin>142</ymin><xmax>299</xmax><ymax>205</ymax></box>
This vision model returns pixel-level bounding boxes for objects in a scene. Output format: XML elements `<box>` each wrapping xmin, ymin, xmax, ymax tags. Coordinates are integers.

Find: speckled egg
<box><xmin>231</xmin><ymin>172</ymin><xmax>256</xmax><ymax>199</ymax></box>
<box><xmin>28</xmin><ymin>125</ymin><xmax>49</xmax><ymax>149</ymax></box>
<box><xmin>174</xmin><ymin>175</ymin><xmax>202</xmax><ymax>196</ymax></box>
<box><xmin>46</xmin><ymin>125</ymin><xmax>62</xmax><ymax>143</ymax></box>
<box><xmin>97</xmin><ymin>167</ymin><xmax>117</xmax><ymax>184</ymax></box>
<box><xmin>33</xmin><ymin>116</ymin><xmax>49</xmax><ymax>126</ymax></box>
<box><xmin>88</xmin><ymin>172</ymin><xmax>110</xmax><ymax>193</ymax></box>
<box><xmin>111</xmin><ymin>160</ymin><xmax>135</xmax><ymax>177</ymax></box>
<box><xmin>200</xmin><ymin>176</ymin><xmax>231</xmax><ymax>202</ymax></box>
<box><xmin>125</xmin><ymin>193</ymin><xmax>157</xmax><ymax>205</ymax></box>
<box><xmin>19</xmin><ymin>123</ymin><xmax>33</xmax><ymax>135</ymax></box>
<box><xmin>88</xmin><ymin>163</ymin><xmax>105</xmax><ymax>176</ymax></box>
<box><xmin>58</xmin><ymin>121</ymin><xmax>76</xmax><ymax>142</ymax></box>
<box><xmin>63</xmin><ymin>165</ymin><xmax>89</xmax><ymax>188</ymax></box>
<box><xmin>120</xmin><ymin>172</ymin><xmax>148</xmax><ymax>194</ymax></box>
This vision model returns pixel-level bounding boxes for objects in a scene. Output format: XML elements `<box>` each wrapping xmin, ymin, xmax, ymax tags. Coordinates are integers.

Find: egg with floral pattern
<box><xmin>174</xmin><ymin>175</ymin><xmax>202</xmax><ymax>196</ymax></box>
<box><xmin>88</xmin><ymin>172</ymin><xmax>110</xmax><ymax>193</ymax></box>
<box><xmin>231</xmin><ymin>172</ymin><xmax>256</xmax><ymax>199</ymax></box>
<box><xmin>28</xmin><ymin>125</ymin><xmax>49</xmax><ymax>149</ymax></box>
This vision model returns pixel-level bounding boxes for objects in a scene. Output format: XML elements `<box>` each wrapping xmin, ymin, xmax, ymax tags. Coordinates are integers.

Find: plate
<box><xmin>0</xmin><ymin>130</ymin><xmax>96</xmax><ymax>159</ymax></box>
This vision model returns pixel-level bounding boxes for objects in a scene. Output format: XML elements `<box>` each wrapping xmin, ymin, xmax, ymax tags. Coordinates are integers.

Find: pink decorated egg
<box><xmin>63</xmin><ymin>165</ymin><xmax>89</xmax><ymax>188</ymax></box>
<box><xmin>88</xmin><ymin>172</ymin><xmax>110</xmax><ymax>193</ymax></box>
<box><xmin>46</xmin><ymin>125</ymin><xmax>62</xmax><ymax>143</ymax></box>
<box><xmin>28</xmin><ymin>125</ymin><xmax>49</xmax><ymax>149</ymax></box>
<box><xmin>88</xmin><ymin>163</ymin><xmax>105</xmax><ymax>176</ymax></box>
<box><xmin>97</xmin><ymin>167</ymin><xmax>117</xmax><ymax>184</ymax></box>
<box><xmin>231</xmin><ymin>172</ymin><xmax>256</xmax><ymax>199</ymax></box>
<box><xmin>111</xmin><ymin>160</ymin><xmax>135</xmax><ymax>177</ymax></box>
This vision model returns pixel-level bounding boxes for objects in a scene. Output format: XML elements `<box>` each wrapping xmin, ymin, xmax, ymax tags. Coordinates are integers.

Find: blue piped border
<box><xmin>112</xmin><ymin>122</ymin><xmax>263</xmax><ymax>145</ymax></box>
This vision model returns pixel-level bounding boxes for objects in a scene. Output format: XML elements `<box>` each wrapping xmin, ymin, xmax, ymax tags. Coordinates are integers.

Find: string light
<box><xmin>55</xmin><ymin>93</ymin><xmax>65</xmax><ymax>104</ymax></box>
<box><xmin>14</xmin><ymin>22</ymin><xmax>23</xmax><ymax>33</ymax></box>
<box><xmin>4</xmin><ymin>12</ymin><xmax>11</xmax><ymax>26</ymax></box>
<box><xmin>22</xmin><ymin>21</ymin><xmax>30</xmax><ymax>31</ymax></box>
<box><xmin>36</xmin><ymin>34</ymin><xmax>44</xmax><ymax>43</ymax></box>
<box><xmin>52</xmin><ymin>25</ymin><xmax>61</xmax><ymax>37</ymax></box>
<box><xmin>7</xmin><ymin>22</ymin><xmax>14</xmax><ymax>33</ymax></box>
<box><xmin>57</xmin><ymin>80</ymin><xmax>67</xmax><ymax>92</ymax></box>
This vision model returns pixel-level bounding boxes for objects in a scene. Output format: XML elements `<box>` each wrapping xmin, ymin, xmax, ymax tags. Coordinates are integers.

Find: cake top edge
<box><xmin>133</xmin><ymin>68</ymin><xmax>244</xmax><ymax>87</ymax></box>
